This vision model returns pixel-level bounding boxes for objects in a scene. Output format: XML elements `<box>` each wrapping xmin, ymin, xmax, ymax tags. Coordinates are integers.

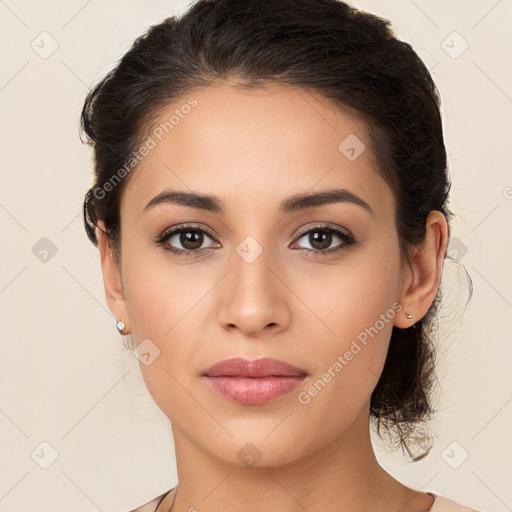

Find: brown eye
<box><xmin>176</xmin><ymin>230</ymin><xmax>205</xmax><ymax>250</ymax></box>
<box><xmin>155</xmin><ymin>224</ymin><xmax>219</xmax><ymax>257</ymax></box>
<box><xmin>306</xmin><ymin>230</ymin><xmax>333</xmax><ymax>250</ymax></box>
<box><xmin>164</xmin><ymin>228</ymin><xmax>214</xmax><ymax>251</ymax></box>
<box><xmin>292</xmin><ymin>225</ymin><xmax>356</xmax><ymax>255</ymax></box>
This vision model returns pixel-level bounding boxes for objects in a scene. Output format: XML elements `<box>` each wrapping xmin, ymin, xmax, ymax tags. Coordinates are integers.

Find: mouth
<box><xmin>201</xmin><ymin>357</ymin><xmax>309</xmax><ymax>405</ymax></box>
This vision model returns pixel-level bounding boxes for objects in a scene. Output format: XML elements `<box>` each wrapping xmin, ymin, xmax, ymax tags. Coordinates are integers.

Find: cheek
<box><xmin>292</xmin><ymin>239</ymin><xmax>402</xmax><ymax>409</ymax></box>
<box><xmin>293</xmin><ymin>235</ymin><xmax>402</xmax><ymax>345</ymax></box>
<box><xmin>119</xmin><ymin>243</ymin><xmax>216</xmax><ymax>395</ymax></box>
<box><xmin>121</xmin><ymin>233</ymin><xmax>210</xmax><ymax>338</ymax></box>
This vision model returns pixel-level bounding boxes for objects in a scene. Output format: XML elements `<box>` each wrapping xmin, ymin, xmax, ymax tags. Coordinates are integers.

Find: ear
<box><xmin>394</xmin><ymin>211</ymin><xmax>449</xmax><ymax>329</ymax></box>
<box><xmin>96</xmin><ymin>221</ymin><xmax>131</xmax><ymax>333</ymax></box>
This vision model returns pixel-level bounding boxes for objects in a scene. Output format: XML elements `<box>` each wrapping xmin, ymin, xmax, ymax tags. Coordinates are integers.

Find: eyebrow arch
<box><xmin>143</xmin><ymin>187</ymin><xmax>374</xmax><ymax>216</ymax></box>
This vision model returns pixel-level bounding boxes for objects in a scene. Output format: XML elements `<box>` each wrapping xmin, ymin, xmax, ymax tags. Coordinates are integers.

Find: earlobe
<box><xmin>394</xmin><ymin>211</ymin><xmax>448</xmax><ymax>329</ymax></box>
<box><xmin>96</xmin><ymin>221</ymin><xmax>132</xmax><ymax>334</ymax></box>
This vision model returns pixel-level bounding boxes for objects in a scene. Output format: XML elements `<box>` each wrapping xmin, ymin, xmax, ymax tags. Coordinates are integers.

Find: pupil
<box><xmin>311</xmin><ymin>231</ymin><xmax>331</xmax><ymax>250</ymax></box>
<box><xmin>182</xmin><ymin>230</ymin><xmax>202</xmax><ymax>249</ymax></box>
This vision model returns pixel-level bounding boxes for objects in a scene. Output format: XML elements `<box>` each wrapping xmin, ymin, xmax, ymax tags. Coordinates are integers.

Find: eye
<box><xmin>155</xmin><ymin>224</ymin><xmax>219</xmax><ymax>257</ymax></box>
<box><xmin>155</xmin><ymin>223</ymin><xmax>357</xmax><ymax>258</ymax></box>
<box><xmin>291</xmin><ymin>225</ymin><xmax>356</xmax><ymax>255</ymax></box>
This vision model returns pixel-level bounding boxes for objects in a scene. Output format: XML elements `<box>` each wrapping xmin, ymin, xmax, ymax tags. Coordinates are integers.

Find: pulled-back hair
<box><xmin>81</xmin><ymin>0</ymin><xmax>465</xmax><ymax>461</ymax></box>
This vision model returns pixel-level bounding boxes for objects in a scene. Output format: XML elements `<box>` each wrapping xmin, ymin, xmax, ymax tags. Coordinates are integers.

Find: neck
<box><xmin>162</xmin><ymin>405</ymin><xmax>432</xmax><ymax>512</ymax></box>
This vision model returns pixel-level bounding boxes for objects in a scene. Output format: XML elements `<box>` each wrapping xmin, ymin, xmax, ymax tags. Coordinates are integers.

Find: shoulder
<box><xmin>124</xmin><ymin>489</ymin><xmax>172</xmax><ymax>512</ymax></box>
<box><xmin>430</xmin><ymin>493</ymin><xmax>484</xmax><ymax>512</ymax></box>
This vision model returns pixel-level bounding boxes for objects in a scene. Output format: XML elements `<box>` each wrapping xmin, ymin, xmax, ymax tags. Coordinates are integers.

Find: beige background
<box><xmin>0</xmin><ymin>1</ymin><xmax>511</xmax><ymax>511</ymax></box>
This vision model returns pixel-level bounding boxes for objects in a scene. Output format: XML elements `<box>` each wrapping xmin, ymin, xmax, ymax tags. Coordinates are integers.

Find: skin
<box><xmin>96</xmin><ymin>82</ymin><xmax>447</xmax><ymax>512</ymax></box>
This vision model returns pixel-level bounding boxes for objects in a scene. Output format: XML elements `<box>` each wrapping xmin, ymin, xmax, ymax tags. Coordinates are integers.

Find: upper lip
<box><xmin>202</xmin><ymin>357</ymin><xmax>308</xmax><ymax>378</ymax></box>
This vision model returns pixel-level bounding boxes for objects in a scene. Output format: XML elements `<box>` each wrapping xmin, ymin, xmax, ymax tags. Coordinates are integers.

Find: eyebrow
<box><xmin>143</xmin><ymin>188</ymin><xmax>374</xmax><ymax>216</ymax></box>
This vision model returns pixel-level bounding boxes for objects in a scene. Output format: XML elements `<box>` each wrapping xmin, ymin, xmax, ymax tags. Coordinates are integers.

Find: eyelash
<box><xmin>154</xmin><ymin>223</ymin><xmax>356</xmax><ymax>258</ymax></box>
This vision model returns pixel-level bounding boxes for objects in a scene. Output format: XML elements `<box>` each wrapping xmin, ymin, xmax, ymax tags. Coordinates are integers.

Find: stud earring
<box><xmin>116</xmin><ymin>319</ymin><xmax>127</xmax><ymax>335</ymax></box>
<box><xmin>405</xmin><ymin>312</ymin><xmax>413</xmax><ymax>321</ymax></box>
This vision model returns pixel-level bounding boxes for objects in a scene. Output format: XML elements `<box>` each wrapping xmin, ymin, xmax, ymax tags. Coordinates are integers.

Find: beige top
<box><xmin>428</xmin><ymin>493</ymin><xmax>481</xmax><ymax>511</ymax></box>
<box><xmin>126</xmin><ymin>489</ymin><xmax>482</xmax><ymax>512</ymax></box>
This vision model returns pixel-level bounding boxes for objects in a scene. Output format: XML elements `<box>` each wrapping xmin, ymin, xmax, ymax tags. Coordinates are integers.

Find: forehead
<box><xmin>121</xmin><ymin>82</ymin><xmax>394</xmax><ymax>219</ymax></box>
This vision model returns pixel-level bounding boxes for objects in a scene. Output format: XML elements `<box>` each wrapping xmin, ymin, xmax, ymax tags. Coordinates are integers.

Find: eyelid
<box><xmin>157</xmin><ymin>223</ymin><xmax>217</xmax><ymax>242</ymax></box>
<box><xmin>156</xmin><ymin>223</ymin><xmax>352</xmax><ymax>242</ymax></box>
<box><xmin>294</xmin><ymin>222</ymin><xmax>354</xmax><ymax>240</ymax></box>
<box><xmin>290</xmin><ymin>223</ymin><xmax>356</xmax><ymax>253</ymax></box>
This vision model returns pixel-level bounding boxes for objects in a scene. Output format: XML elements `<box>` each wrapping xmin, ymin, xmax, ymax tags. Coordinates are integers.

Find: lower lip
<box><xmin>203</xmin><ymin>375</ymin><xmax>307</xmax><ymax>405</ymax></box>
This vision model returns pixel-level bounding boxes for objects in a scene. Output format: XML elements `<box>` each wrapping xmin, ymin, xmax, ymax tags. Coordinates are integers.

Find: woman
<box><xmin>81</xmin><ymin>0</ymin><xmax>479</xmax><ymax>510</ymax></box>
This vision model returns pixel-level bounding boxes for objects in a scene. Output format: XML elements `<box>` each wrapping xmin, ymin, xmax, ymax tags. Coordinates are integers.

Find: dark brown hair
<box><xmin>81</xmin><ymin>0</ymin><xmax>470</xmax><ymax>461</ymax></box>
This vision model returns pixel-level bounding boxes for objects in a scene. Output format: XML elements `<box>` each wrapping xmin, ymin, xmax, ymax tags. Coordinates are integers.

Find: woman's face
<box><xmin>110</xmin><ymin>83</ymin><xmax>412</xmax><ymax>466</ymax></box>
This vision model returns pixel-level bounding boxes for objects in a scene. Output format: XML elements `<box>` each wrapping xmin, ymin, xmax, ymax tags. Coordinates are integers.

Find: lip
<box><xmin>202</xmin><ymin>357</ymin><xmax>309</xmax><ymax>405</ymax></box>
<box><xmin>203</xmin><ymin>357</ymin><xmax>308</xmax><ymax>378</ymax></box>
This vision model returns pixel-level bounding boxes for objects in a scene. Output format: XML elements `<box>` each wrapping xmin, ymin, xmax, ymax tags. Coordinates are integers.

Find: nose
<box><xmin>217</xmin><ymin>243</ymin><xmax>291</xmax><ymax>337</ymax></box>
